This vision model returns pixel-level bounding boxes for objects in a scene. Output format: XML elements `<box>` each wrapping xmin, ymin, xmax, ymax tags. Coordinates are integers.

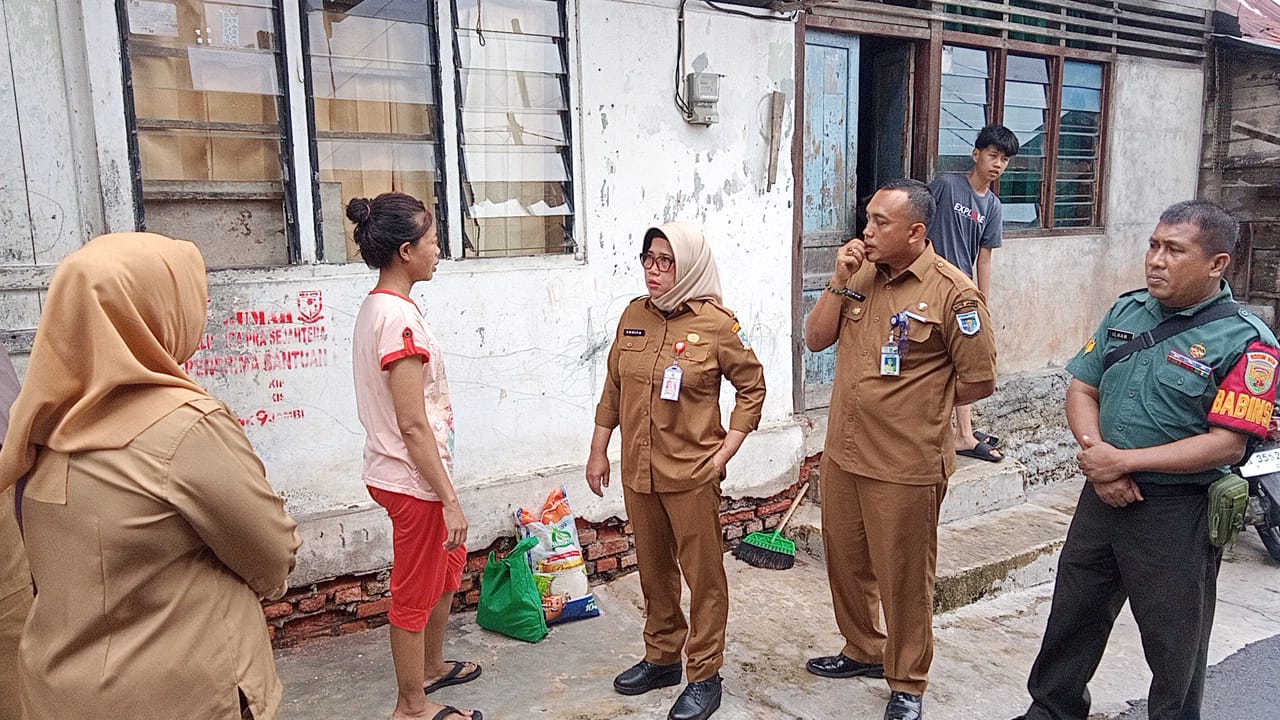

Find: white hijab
<box><xmin>646</xmin><ymin>221</ymin><xmax>723</xmax><ymax>312</ymax></box>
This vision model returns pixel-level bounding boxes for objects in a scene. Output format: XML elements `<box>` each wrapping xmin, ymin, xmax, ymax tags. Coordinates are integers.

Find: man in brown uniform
<box><xmin>588</xmin><ymin>222</ymin><xmax>766</xmax><ymax>720</ymax></box>
<box><xmin>804</xmin><ymin>179</ymin><xmax>998</xmax><ymax>720</ymax></box>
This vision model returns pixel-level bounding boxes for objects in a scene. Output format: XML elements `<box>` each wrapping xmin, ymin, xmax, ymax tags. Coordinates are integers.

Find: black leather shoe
<box><xmin>805</xmin><ymin>653</ymin><xmax>886</xmax><ymax>679</ymax></box>
<box><xmin>884</xmin><ymin>690</ymin><xmax>923</xmax><ymax>720</ymax></box>
<box><xmin>613</xmin><ymin>660</ymin><xmax>682</xmax><ymax>696</ymax></box>
<box><xmin>668</xmin><ymin>675</ymin><xmax>722</xmax><ymax>720</ymax></box>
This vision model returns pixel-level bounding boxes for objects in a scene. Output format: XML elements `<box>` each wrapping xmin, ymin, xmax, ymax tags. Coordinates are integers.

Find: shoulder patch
<box><xmin>1209</xmin><ymin>340</ymin><xmax>1278</xmax><ymax>438</ymax></box>
<box><xmin>1245</xmin><ymin>352</ymin><xmax>1277</xmax><ymax>395</ymax></box>
<box><xmin>956</xmin><ymin>311</ymin><xmax>982</xmax><ymax>336</ymax></box>
<box><xmin>952</xmin><ymin>297</ymin><xmax>981</xmax><ymax>314</ymax></box>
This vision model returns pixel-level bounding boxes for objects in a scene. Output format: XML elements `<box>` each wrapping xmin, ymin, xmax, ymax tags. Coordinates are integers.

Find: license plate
<box><xmin>1240</xmin><ymin>447</ymin><xmax>1280</xmax><ymax>478</ymax></box>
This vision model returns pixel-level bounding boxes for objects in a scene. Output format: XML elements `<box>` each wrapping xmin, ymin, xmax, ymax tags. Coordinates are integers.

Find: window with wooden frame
<box><xmin>118</xmin><ymin>0</ymin><xmax>577</xmax><ymax>267</ymax></box>
<box><xmin>119</xmin><ymin>0</ymin><xmax>298</xmax><ymax>268</ymax></box>
<box><xmin>450</xmin><ymin>0</ymin><xmax>575</xmax><ymax>258</ymax></box>
<box><xmin>935</xmin><ymin>43</ymin><xmax>1107</xmax><ymax>232</ymax></box>
<box><xmin>304</xmin><ymin>0</ymin><xmax>447</xmax><ymax>263</ymax></box>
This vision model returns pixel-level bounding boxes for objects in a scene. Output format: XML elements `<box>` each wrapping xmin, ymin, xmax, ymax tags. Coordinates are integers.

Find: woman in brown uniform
<box><xmin>587</xmin><ymin>221</ymin><xmax>766</xmax><ymax>720</ymax></box>
<box><xmin>0</xmin><ymin>233</ymin><xmax>301</xmax><ymax>719</ymax></box>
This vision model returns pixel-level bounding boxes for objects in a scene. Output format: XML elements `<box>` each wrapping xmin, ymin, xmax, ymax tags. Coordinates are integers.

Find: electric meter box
<box><xmin>686</xmin><ymin>72</ymin><xmax>721</xmax><ymax>126</ymax></box>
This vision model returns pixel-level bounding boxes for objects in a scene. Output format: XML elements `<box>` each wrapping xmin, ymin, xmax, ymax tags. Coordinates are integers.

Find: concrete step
<box><xmin>940</xmin><ymin>454</ymin><xmax>1028</xmax><ymax>523</ymax></box>
<box><xmin>788</xmin><ymin>481</ymin><xmax>1081</xmax><ymax>613</ymax></box>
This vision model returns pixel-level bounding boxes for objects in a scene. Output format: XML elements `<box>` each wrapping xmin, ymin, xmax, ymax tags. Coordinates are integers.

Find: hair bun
<box><xmin>346</xmin><ymin>198</ymin><xmax>373</xmax><ymax>225</ymax></box>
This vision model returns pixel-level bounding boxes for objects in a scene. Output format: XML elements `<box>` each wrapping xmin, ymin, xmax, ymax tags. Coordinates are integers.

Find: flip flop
<box><xmin>424</xmin><ymin>661</ymin><xmax>482</xmax><ymax>695</ymax></box>
<box><xmin>972</xmin><ymin>430</ymin><xmax>1002</xmax><ymax>448</ymax></box>
<box><xmin>430</xmin><ymin>707</ymin><xmax>482</xmax><ymax>720</ymax></box>
<box><xmin>958</xmin><ymin>440</ymin><xmax>1004</xmax><ymax>463</ymax></box>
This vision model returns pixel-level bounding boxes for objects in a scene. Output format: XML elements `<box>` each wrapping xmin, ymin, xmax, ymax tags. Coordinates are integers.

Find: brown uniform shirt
<box><xmin>596</xmin><ymin>298</ymin><xmax>766</xmax><ymax>494</ymax></box>
<box><xmin>825</xmin><ymin>244</ymin><xmax>997</xmax><ymax>485</ymax></box>
<box><xmin>19</xmin><ymin>398</ymin><xmax>300</xmax><ymax>720</ymax></box>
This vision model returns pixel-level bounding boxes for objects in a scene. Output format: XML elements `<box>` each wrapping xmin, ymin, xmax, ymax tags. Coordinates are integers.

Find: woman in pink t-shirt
<box><xmin>349</xmin><ymin>193</ymin><xmax>481</xmax><ymax>720</ymax></box>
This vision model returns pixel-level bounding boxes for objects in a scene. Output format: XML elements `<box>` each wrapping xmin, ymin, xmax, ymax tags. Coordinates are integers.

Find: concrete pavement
<box><xmin>276</xmin><ymin>483</ymin><xmax>1280</xmax><ymax>720</ymax></box>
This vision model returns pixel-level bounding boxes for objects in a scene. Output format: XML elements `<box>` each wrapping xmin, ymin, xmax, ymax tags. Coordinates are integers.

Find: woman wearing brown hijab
<box><xmin>586</xmin><ymin>222</ymin><xmax>766</xmax><ymax>720</ymax></box>
<box><xmin>0</xmin><ymin>233</ymin><xmax>301</xmax><ymax>720</ymax></box>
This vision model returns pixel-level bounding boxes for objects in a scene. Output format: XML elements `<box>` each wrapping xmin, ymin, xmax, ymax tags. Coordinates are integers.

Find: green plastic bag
<box><xmin>476</xmin><ymin>535</ymin><xmax>548</xmax><ymax>642</ymax></box>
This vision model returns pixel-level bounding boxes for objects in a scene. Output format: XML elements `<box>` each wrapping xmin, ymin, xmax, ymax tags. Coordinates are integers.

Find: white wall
<box><xmin>136</xmin><ymin>0</ymin><xmax>802</xmax><ymax>583</ymax></box>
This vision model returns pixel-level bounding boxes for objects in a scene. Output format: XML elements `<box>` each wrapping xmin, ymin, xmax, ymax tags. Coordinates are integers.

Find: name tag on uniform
<box><xmin>880</xmin><ymin>343</ymin><xmax>900</xmax><ymax>377</ymax></box>
<box><xmin>660</xmin><ymin>364</ymin><xmax>683</xmax><ymax>400</ymax></box>
<box><xmin>624</xmin><ymin>328</ymin><xmax>645</xmax><ymax>336</ymax></box>
<box><xmin>1107</xmin><ymin>327</ymin><xmax>1134</xmax><ymax>341</ymax></box>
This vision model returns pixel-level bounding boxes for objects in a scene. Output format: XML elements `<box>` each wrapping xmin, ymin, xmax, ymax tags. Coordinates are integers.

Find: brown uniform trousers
<box><xmin>596</xmin><ymin>297</ymin><xmax>766</xmax><ymax>681</ymax></box>
<box><xmin>624</xmin><ymin>482</ymin><xmax>727</xmax><ymax>681</ymax></box>
<box><xmin>822</xmin><ymin>245</ymin><xmax>997</xmax><ymax>696</ymax></box>
<box><xmin>821</xmin><ymin>457</ymin><xmax>947</xmax><ymax>695</ymax></box>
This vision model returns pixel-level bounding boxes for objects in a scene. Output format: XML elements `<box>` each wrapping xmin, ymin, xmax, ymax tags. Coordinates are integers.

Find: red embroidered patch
<box><xmin>1209</xmin><ymin>340</ymin><xmax>1279</xmax><ymax>438</ymax></box>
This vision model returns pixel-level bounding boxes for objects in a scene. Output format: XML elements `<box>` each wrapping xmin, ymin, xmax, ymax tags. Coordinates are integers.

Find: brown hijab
<box><xmin>646</xmin><ymin>221</ymin><xmax>723</xmax><ymax>312</ymax></box>
<box><xmin>0</xmin><ymin>233</ymin><xmax>211</xmax><ymax>492</ymax></box>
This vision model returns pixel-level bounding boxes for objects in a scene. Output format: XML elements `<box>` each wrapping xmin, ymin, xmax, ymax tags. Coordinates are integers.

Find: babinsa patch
<box><xmin>1245</xmin><ymin>351</ymin><xmax>1277</xmax><ymax>395</ymax></box>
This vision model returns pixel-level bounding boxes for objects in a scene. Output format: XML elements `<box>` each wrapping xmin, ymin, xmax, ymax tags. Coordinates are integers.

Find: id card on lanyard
<box><xmin>660</xmin><ymin>341</ymin><xmax>686</xmax><ymax>401</ymax></box>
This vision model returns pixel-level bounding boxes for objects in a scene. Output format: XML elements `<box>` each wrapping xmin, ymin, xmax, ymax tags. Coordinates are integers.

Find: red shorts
<box><xmin>368</xmin><ymin>486</ymin><xmax>466</xmax><ymax>632</ymax></box>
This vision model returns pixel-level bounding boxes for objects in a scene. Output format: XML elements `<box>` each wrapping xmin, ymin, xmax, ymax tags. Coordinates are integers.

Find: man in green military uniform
<box><xmin>1013</xmin><ymin>201</ymin><xmax>1279</xmax><ymax>720</ymax></box>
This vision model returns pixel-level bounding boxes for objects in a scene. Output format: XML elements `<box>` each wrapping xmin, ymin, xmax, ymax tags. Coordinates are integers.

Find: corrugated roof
<box><xmin>1219</xmin><ymin>0</ymin><xmax>1280</xmax><ymax>44</ymax></box>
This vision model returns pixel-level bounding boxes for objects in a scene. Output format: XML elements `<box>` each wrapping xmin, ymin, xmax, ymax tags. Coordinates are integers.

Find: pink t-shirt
<box><xmin>352</xmin><ymin>289</ymin><xmax>455</xmax><ymax>501</ymax></box>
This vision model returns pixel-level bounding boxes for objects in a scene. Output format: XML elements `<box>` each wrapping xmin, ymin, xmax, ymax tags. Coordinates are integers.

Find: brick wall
<box><xmin>266</xmin><ymin>473</ymin><xmax>812</xmax><ymax>648</ymax></box>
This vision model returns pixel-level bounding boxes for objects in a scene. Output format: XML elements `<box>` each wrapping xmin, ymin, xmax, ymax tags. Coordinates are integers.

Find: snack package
<box><xmin>514</xmin><ymin>485</ymin><xmax>601</xmax><ymax>625</ymax></box>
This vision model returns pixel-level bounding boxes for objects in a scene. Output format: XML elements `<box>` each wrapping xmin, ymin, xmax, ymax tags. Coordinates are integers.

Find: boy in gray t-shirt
<box><xmin>927</xmin><ymin>124</ymin><xmax>1019</xmax><ymax>462</ymax></box>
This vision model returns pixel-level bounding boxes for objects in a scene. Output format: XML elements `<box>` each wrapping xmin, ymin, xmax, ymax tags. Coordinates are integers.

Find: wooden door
<box><xmin>871</xmin><ymin>45</ymin><xmax>912</xmax><ymax>191</ymax></box>
<box><xmin>799</xmin><ymin>30</ymin><xmax>859</xmax><ymax>410</ymax></box>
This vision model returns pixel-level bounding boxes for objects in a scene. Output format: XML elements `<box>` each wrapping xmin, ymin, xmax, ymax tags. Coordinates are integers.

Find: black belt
<box><xmin>1134</xmin><ymin>482</ymin><xmax>1208</xmax><ymax>498</ymax></box>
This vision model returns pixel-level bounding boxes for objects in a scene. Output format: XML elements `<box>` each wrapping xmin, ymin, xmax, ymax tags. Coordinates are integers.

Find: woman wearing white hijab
<box><xmin>587</xmin><ymin>222</ymin><xmax>766</xmax><ymax>720</ymax></box>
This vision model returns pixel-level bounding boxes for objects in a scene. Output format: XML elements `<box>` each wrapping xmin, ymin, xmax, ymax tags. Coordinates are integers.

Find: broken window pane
<box><xmin>124</xmin><ymin>0</ymin><xmax>290</xmax><ymax>268</ymax></box>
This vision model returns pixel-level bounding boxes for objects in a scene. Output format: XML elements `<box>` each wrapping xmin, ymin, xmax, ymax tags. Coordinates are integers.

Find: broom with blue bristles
<box><xmin>732</xmin><ymin>482</ymin><xmax>809</xmax><ymax>570</ymax></box>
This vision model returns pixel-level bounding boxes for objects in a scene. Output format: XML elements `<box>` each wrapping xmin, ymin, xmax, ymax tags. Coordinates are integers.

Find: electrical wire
<box><xmin>701</xmin><ymin>1</ymin><xmax>798</xmax><ymax>22</ymax></box>
<box><xmin>674</xmin><ymin>0</ymin><xmax>799</xmax><ymax>119</ymax></box>
<box><xmin>674</xmin><ymin>0</ymin><xmax>692</xmax><ymax>118</ymax></box>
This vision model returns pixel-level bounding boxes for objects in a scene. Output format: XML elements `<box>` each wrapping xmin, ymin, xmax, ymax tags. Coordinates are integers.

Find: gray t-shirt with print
<box><xmin>926</xmin><ymin>173</ymin><xmax>1002</xmax><ymax>279</ymax></box>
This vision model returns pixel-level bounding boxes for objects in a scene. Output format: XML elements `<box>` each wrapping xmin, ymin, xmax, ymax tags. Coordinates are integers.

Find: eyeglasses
<box><xmin>640</xmin><ymin>252</ymin><xmax>675</xmax><ymax>272</ymax></box>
